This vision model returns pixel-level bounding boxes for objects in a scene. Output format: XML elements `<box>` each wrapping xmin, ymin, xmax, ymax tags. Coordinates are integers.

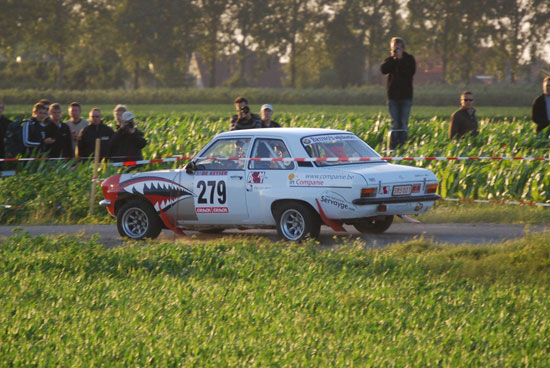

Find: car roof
<box><xmin>215</xmin><ymin>127</ymin><xmax>353</xmax><ymax>139</ymax></box>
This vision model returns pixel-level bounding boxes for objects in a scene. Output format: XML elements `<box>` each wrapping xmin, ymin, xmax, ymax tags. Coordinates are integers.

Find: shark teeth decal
<box><xmin>120</xmin><ymin>177</ymin><xmax>195</xmax><ymax>212</ymax></box>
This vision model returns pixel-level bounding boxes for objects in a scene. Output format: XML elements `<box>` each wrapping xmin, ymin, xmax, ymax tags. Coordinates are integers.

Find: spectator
<box><xmin>531</xmin><ymin>76</ymin><xmax>550</xmax><ymax>138</ymax></box>
<box><xmin>380</xmin><ymin>37</ymin><xmax>416</xmax><ymax>150</ymax></box>
<box><xmin>37</xmin><ymin>99</ymin><xmax>53</xmax><ymax>126</ymax></box>
<box><xmin>230</xmin><ymin>96</ymin><xmax>262</xmax><ymax>130</ymax></box>
<box><xmin>22</xmin><ymin>103</ymin><xmax>48</xmax><ymax>155</ymax></box>
<box><xmin>77</xmin><ymin>108</ymin><xmax>114</xmax><ymax>160</ymax></box>
<box><xmin>65</xmin><ymin>102</ymin><xmax>88</xmax><ymax>155</ymax></box>
<box><xmin>0</xmin><ymin>101</ymin><xmax>13</xmax><ymax>166</ymax></box>
<box><xmin>113</xmin><ymin>104</ymin><xmax>128</xmax><ymax>130</ymax></box>
<box><xmin>260</xmin><ymin>104</ymin><xmax>281</xmax><ymax>128</ymax></box>
<box><xmin>45</xmin><ymin>103</ymin><xmax>73</xmax><ymax>158</ymax></box>
<box><xmin>449</xmin><ymin>91</ymin><xmax>479</xmax><ymax>139</ymax></box>
<box><xmin>109</xmin><ymin>111</ymin><xmax>147</xmax><ymax>163</ymax></box>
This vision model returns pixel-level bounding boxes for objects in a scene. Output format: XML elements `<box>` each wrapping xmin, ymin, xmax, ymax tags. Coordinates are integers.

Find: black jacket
<box><xmin>230</xmin><ymin>113</ymin><xmax>262</xmax><ymax>130</ymax></box>
<box><xmin>0</xmin><ymin>115</ymin><xmax>12</xmax><ymax>158</ymax></box>
<box><xmin>109</xmin><ymin>128</ymin><xmax>147</xmax><ymax>162</ymax></box>
<box><xmin>380</xmin><ymin>52</ymin><xmax>416</xmax><ymax>100</ymax></box>
<box><xmin>45</xmin><ymin>122</ymin><xmax>74</xmax><ymax>158</ymax></box>
<box><xmin>22</xmin><ymin>117</ymin><xmax>46</xmax><ymax>154</ymax></box>
<box><xmin>77</xmin><ymin>122</ymin><xmax>114</xmax><ymax>159</ymax></box>
<box><xmin>531</xmin><ymin>94</ymin><xmax>550</xmax><ymax>133</ymax></box>
<box><xmin>449</xmin><ymin>108</ymin><xmax>479</xmax><ymax>139</ymax></box>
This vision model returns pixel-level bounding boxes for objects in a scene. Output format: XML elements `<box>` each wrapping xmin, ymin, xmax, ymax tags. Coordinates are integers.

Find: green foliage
<box><xmin>1</xmin><ymin>232</ymin><xmax>549</xmax><ymax>365</ymax></box>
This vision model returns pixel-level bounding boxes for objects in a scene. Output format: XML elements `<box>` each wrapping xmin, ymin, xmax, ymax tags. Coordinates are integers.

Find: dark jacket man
<box><xmin>45</xmin><ymin>122</ymin><xmax>74</xmax><ymax>158</ymax></box>
<box><xmin>380</xmin><ymin>51</ymin><xmax>416</xmax><ymax>100</ymax></box>
<box><xmin>449</xmin><ymin>109</ymin><xmax>479</xmax><ymax>139</ymax></box>
<box><xmin>531</xmin><ymin>77</ymin><xmax>550</xmax><ymax>136</ymax></box>
<box><xmin>109</xmin><ymin>128</ymin><xmax>147</xmax><ymax>162</ymax></box>
<box><xmin>77</xmin><ymin>110</ymin><xmax>114</xmax><ymax>159</ymax></box>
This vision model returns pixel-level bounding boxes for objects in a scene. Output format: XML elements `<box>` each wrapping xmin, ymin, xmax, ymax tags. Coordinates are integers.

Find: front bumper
<box><xmin>352</xmin><ymin>194</ymin><xmax>441</xmax><ymax>205</ymax></box>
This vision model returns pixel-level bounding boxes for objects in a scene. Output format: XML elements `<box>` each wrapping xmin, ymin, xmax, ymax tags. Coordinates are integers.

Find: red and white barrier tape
<box><xmin>109</xmin><ymin>155</ymin><xmax>550</xmax><ymax>167</ymax></box>
<box><xmin>441</xmin><ymin>198</ymin><xmax>550</xmax><ymax>207</ymax></box>
<box><xmin>2</xmin><ymin>155</ymin><xmax>549</xmax><ymax>167</ymax></box>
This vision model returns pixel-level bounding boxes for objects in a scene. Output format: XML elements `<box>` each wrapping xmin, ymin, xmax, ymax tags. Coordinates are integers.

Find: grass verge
<box><xmin>1</xmin><ymin>231</ymin><xmax>549</xmax><ymax>366</ymax></box>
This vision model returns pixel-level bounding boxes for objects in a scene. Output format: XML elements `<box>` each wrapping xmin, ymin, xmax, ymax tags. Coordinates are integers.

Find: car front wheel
<box><xmin>275</xmin><ymin>202</ymin><xmax>321</xmax><ymax>241</ymax></box>
<box><xmin>117</xmin><ymin>200</ymin><xmax>163</xmax><ymax>239</ymax></box>
<box><xmin>353</xmin><ymin>215</ymin><xmax>394</xmax><ymax>234</ymax></box>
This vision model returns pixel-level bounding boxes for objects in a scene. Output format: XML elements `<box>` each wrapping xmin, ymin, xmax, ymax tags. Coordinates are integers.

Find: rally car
<box><xmin>100</xmin><ymin>128</ymin><xmax>440</xmax><ymax>241</ymax></box>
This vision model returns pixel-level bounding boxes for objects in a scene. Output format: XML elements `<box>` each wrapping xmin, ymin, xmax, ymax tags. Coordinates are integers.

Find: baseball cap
<box><xmin>261</xmin><ymin>104</ymin><xmax>273</xmax><ymax>111</ymax></box>
<box><xmin>122</xmin><ymin>111</ymin><xmax>134</xmax><ymax>122</ymax></box>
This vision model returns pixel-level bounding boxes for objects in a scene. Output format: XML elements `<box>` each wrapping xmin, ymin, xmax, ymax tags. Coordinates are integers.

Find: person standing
<box><xmin>260</xmin><ymin>104</ymin><xmax>281</xmax><ymax>128</ymax></box>
<box><xmin>65</xmin><ymin>102</ymin><xmax>88</xmax><ymax>155</ymax></box>
<box><xmin>380</xmin><ymin>37</ymin><xmax>416</xmax><ymax>150</ymax></box>
<box><xmin>109</xmin><ymin>111</ymin><xmax>147</xmax><ymax>163</ymax></box>
<box><xmin>449</xmin><ymin>91</ymin><xmax>479</xmax><ymax>139</ymax></box>
<box><xmin>0</xmin><ymin>101</ymin><xmax>13</xmax><ymax>165</ymax></box>
<box><xmin>77</xmin><ymin>108</ymin><xmax>114</xmax><ymax>160</ymax></box>
<box><xmin>45</xmin><ymin>103</ymin><xmax>74</xmax><ymax>158</ymax></box>
<box><xmin>230</xmin><ymin>96</ymin><xmax>262</xmax><ymax>130</ymax></box>
<box><xmin>531</xmin><ymin>76</ymin><xmax>550</xmax><ymax>138</ymax></box>
<box><xmin>22</xmin><ymin>103</ymin><xmax>49</xmax><ymax>155</ymax></box>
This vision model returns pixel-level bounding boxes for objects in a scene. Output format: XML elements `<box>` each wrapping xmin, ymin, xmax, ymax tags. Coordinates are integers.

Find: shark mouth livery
<box><xmin>119</xmin><ymin>176</ymin><xmax>195</xmax><ymax>212</ymax></box>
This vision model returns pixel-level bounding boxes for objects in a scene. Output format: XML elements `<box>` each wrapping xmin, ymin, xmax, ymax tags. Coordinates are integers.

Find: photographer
<box><xmin>380</xmin><ymin>37</ymin><xmax>416</xmax><ymax>150</ymax></box>
<box><xmin>230</xmin><ymin>96</ymin><xmax>262</xmax><ymax>131</ymax></box>
<box><xmin>109</xmin><ymin>111</ymin><xmax>147</xmax><ymax>163</ymax></box>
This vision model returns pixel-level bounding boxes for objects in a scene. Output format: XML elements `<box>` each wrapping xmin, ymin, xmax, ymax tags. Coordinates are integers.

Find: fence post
<box><xmin>89</xmin><ymin>138</ymin><xmax>101</xmax><ymax>214</ymax></box>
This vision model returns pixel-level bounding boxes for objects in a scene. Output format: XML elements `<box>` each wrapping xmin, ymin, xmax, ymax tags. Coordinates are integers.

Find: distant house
<box><xmin>188</xmin><ymin>52</ymin><xmax>285</xmax><ymax>88</ymax></box>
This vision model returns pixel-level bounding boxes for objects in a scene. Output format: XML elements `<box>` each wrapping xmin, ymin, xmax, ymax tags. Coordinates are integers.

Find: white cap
<box><xmin>121</xmin><ymin>111</ymin><xmax>134</xmax><ymax>122</ymax></box>
<box><xmin>261</xmin><ymin>104</ymin><xmax>273</xmax><ymax>111</ymax></box>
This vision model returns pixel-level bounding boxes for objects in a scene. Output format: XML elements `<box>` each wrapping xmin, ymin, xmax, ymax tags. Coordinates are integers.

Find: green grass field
<box><xmin>1</xmin><ymin>231</ymin><xmax>549</xmax><ymax>366</ymax></box>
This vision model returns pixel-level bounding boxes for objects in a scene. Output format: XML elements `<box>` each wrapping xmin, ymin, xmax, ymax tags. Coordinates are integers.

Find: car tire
<box><xmin>275</xmin><ymin>202</ymin><xmax>321</xmax><ymax>241</ymax></box>
<box><xmin>353</xmin><ymin>215</ymin><xmax>394</xmax><ymax>234</ymax></box>
<box><xmin>117</xmin><ymin>200</ymin><xmax>163</xmax><ymax>240</ymax></box>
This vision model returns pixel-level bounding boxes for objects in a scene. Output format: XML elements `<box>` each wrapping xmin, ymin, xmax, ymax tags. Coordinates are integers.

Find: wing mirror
<box><xmin>185</xmin><ymin>161</ymin><xmax>197</xmax><ymax>174</ymax></box>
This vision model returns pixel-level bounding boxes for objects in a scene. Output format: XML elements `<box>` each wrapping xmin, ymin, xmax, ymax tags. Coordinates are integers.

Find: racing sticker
<box><xmin>120</xmin><ymin>176</ymin><xmax>195</xmax><ymax>212</ymax></box>
<box><xmin>288</xmin><ymin>173</ymin><xmax>354</xmax><ymax>188</ymax></box>
<box><xmin>247</xmin><ymin>171</ymin><xmax>266</xmax><ymax>184</ymax></box>
<box><xmin>196</xmin><ymin>171</ymin><xmax>228</xmax><ymax>176</ymax></box>
<box><xmin>319</xmin><ymin>191</ymin><xmax>356</xmax><ymax>212</ymax></box>
<box><xmin>196</xmin><ymin>207</ymin><xmax>229</xmax><ymax>214</ymax></box>
<box><xmin>302</xmin><ymin>135</ymin><xmax>357</xmax><ymax>145</ymax></box>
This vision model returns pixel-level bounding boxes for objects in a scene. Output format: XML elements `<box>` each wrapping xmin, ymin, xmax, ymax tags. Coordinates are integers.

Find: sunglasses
<box><xmin>462</xmin><ymin>99</ymin><xmax>474</xmax><ymax>102</ymax></box>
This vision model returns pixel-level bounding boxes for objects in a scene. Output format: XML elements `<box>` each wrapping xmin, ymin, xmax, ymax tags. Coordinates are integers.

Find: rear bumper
<box><xmin>352</xmin><ymin>194</ymin><xmax>440</xmax><ymax>205</ymax></box>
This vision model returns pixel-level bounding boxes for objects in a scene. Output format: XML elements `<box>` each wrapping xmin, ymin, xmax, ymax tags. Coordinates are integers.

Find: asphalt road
<box><xmin>1</xmin><ymin>223</ymin><xmax>548</xmax><ymax>248</ymax></box>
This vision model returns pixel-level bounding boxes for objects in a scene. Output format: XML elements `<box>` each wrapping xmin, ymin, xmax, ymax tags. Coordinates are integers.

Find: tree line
<box><xmin>1</xmin><ymin>0</ymin><xmax>549</xmax><ymax>90</ymax></box>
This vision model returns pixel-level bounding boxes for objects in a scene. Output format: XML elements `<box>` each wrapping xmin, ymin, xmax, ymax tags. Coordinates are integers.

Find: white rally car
<box><xmin>100</xmin><ymin>128</ymin><xmax>440</xmax><ymax>241</ymax></box>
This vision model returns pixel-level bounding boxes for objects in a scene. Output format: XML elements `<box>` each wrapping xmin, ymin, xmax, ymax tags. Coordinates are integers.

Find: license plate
<box><xmin>392</xmin><ymin>185</ymin><xmax>412</xmax><ymax>196</ymax></box>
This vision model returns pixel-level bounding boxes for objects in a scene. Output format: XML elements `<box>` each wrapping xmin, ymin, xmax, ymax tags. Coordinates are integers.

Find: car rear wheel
<box><xmin>117</xmin><ymin>200</ymin><xmax>162</xmax><ymax>239</ymax></box>
<box><xmin>353</xmin><ymin>215</ymin><xmax>394</xmax><ymax>234</ymax></box>
<box><xmin>275</xmin><ymin>202</ymin><xmax>321</xmax><ymax>241</ymax></box>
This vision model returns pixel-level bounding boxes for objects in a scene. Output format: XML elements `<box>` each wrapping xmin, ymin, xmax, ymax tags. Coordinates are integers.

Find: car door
<box><xmin>191</xmin><ymin>138</ymin><xmax>250</xmax><ymax>224</ymax></box>
<box><xmin>245</xmin><ymin>138</ymin><xmax>296</xmax><ymax>224</ymax></box>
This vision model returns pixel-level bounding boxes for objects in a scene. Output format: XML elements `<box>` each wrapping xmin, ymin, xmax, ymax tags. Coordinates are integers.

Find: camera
<box><xmin>240</xmin><ymin>106</ymin><xmax>250</xmax><ymax>114</ymax></box>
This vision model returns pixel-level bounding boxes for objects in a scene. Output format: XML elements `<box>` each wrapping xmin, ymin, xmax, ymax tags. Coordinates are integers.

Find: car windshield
<box><xmin>195</xmin><ymin>138</ymin><xmax>251</xmax><ymax>170</ymax></box>
<box><xmin>301</xmin><ymin>134</ymin><xmax>380</xmax><ymax>166</ymax></box>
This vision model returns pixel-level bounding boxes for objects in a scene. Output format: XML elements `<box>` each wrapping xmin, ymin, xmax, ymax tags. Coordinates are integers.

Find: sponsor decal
<box><xmin>302</xmin><ymin>135</ymin><xmax>357</xmax><ymax>144</ymax></box>
<box><xmin>119</xmin><ymin>176</ymin><xmax>195</xmax><ymax>212</ymax></box>
<box><xmin>196</xmin><ymin>206</ymin><xmax>229</xmax><ymax>214</ymax></box>
<box><xmin>289</xmin><ymin>173</ymin><xmax>354</xmax><ymax>188</ymax></box>
<box><xmin>319</xmin><ymin>191</ymin><xmax>356</xmax><ymax>211</ymax></box>
<box><xmin>247</xmin><ymin>171</ymin><xmax>266</xmax><ymax>184</ymax></box>
<box><xmin>196</xmin><ymin>171</ymin><xmax>228</xmax><ymax>176</ymax></box>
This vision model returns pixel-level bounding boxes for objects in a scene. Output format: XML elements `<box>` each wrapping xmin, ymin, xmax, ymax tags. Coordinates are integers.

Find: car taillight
<box><xmin>361</xmin><ymin>188</ymin><xmax>377</xmax><ymax>198</ymax></box>
<box><xmin>426</xmin><ymin>184</ymin><xmax>438</xmax><ymax>194</ymax></box>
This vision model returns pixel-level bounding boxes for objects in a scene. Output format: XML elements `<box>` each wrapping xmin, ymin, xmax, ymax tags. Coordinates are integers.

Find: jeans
<box><xmin>388</xmin><ymin>99</ymin><xmax>412</xmax><ymax>149</ymax></box>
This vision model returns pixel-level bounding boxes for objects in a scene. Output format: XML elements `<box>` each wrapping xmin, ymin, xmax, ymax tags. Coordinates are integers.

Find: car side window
<box><xmin>195</xmin><ymin>138</ymin><xmax>250</xmax><ymax>171</ymax></box>
<box><xmin>249</xmin><ymin>139</ymin><xmax>294</xmax><ymax>170</ymax></box>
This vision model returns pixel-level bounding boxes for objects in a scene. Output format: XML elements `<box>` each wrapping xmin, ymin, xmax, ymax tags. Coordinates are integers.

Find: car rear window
<box><xmin>301</xmin><ymin>134</ymin><xmax>380</xmax><ymax>166</ymax></box>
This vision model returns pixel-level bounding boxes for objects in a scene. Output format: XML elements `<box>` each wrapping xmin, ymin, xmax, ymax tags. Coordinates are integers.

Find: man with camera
<box><xmin>230</xmin><ymin>96</ymin><xmax>262</xmax><ymax>131</ymax></box>
<box><xmin>380</xmin><ymin>37</ymin><xmax>416</xmax><ymax>150</ymax></box>
<box><xmin>109</xmin><ymin>111</ymin><xmax>147</xmax><ymax>163</ymax></box>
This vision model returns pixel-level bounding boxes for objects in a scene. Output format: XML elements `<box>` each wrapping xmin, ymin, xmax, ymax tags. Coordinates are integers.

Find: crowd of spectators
<box><xmin>0</xmin><ymin>101</ymin><xmax>147</xmax><ymax>165</ymax></box>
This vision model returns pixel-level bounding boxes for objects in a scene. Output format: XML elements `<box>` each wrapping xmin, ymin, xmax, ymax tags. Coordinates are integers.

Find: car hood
<box><xmin>323</xmin><ymin>162</ymin><xmax>437</xmax><ymax>184</ymax></box>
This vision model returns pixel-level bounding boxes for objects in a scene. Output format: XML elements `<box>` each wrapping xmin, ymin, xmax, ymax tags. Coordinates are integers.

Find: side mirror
<box><xmin>185</xmin><ymin>161</ymin><xmax>197</xmax><ymax>174</ymax></box>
